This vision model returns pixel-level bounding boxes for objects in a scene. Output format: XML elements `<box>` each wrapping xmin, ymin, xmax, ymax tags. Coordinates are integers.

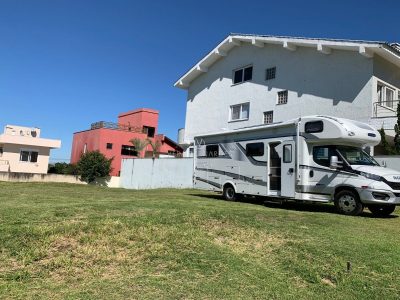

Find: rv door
<box><xmin>280</xmin><ymin>141</ymin><xmax>296</xmax><ymax>198</ymax></box>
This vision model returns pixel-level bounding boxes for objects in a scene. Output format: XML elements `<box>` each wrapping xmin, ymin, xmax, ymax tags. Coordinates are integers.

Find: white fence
<box><xmin>120</xmin><ymin>158</ymin><xmax>193</xmax><ymax>189</ymax></box>
<box><xmin>374</xmin><ymin>156</ymin><xmax>400</xmax><ymax>172</ymax></box>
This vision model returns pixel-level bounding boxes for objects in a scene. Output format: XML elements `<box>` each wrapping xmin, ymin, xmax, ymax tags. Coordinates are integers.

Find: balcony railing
<box><xmin>90</xmin><ymin>121</ymin><xmax>143</xmax><ymax>133</ymax></box>
<box><xmin>373</xmin><ymin>100</ymin><xmax>400</xmax><ymax>118</ymax></box>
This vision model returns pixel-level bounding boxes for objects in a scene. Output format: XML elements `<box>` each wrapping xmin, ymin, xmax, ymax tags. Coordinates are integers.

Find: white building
<box><xmin>175</xmin><ymin>34</ymin><xmax>400</xmax><ymax>156</ymax></box>
<box><xmin>0</xmin><ymin>125</ymin><xmax>61</xmax><ymax>174</ymax></box>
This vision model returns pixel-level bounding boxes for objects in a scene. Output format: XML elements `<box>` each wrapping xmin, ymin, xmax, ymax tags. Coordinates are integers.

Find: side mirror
<box><xmin>330</xmin><ymin>156</ymin><xmax>342</xmax><ymax>169</ymax></box>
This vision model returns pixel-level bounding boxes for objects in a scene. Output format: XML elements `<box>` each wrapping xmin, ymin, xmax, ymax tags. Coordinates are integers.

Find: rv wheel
<box><xmin>368</xmin><ymin>204</ymin><xmax>396</xmax><ymax>217</ymax></box>
<box><xmin>334</xmin><ymin>190</ymin><xmax>363</xmax><ymax>216</ymax></box>
<box><xmin>223</xmin><ymin>184</ymin><xmax>237</xmax><ymax>201</ymax></box>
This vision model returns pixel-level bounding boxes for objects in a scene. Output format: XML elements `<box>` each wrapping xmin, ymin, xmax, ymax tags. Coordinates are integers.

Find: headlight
<box><xmin>360</xmin><ymin>172</ymin><xmax>382</xmax><ymax>181</ymax></box>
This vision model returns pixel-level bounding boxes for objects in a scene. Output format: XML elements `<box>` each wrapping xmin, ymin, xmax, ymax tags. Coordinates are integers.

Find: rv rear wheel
<box><xmin>223</xmin><ymin>185</ymin><xmax>237</xmax><ymax>201</ymax></box>
<box><xmin>334</xmin><ymin>190</ymin><xmax>363</xmax><ymax>216</ymax></box>
<box><xmin>368</xmin><ymin>204</ymin><xmax>396</xmax><ymax>217</ymax></box>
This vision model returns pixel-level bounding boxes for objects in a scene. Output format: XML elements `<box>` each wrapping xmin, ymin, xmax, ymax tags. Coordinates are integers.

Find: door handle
<box><xmin>288</xmin><ymin>168</ymin><xmax>294</xmax><ymax>174</ymax></box>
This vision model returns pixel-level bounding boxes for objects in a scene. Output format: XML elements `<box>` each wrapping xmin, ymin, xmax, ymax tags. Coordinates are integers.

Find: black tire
<box><xmin>334</xmin><ymin>189</ymin><xmax>364</xmax><ymax>216</ymax></box>
<box><xmin>223</xmin><ymin>184</ymin><xmax>237</xmax><ymax>201</ymax></box>
<box><xmin>368</xmin><ymin>204</ymin><xmax>396</xmax><ymax>217</ymax></box>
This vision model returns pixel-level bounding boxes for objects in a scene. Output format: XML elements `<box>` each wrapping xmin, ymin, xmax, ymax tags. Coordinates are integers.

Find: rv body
<box><xmin>194</xmin><ymin>116</ymin><xmax>400</xmax><ymax>216</ymax></box>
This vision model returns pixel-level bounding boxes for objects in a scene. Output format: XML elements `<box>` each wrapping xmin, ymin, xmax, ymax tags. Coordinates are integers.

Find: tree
<box><xmin>394</xmin><ymin>102</ymin><xmax>400</xmax><ymax>153</ymax></box>
<box><xmin>48</xmin><ymin>162</ymin><xmax>78</xmax><ymax>175</ymax></box>
<box><xmin>130</xmin><ymin>138</ymin><xmax>148</xmax><ymax>158</ymax></box>
<box><xmin>77</xmin><ymin>151</ymin><xmax>113</xmax><ymax>183</ymax></box>
<box><xmin>146</xmin><ymin>138</ymin><xmax>161</xmax><ymax>158</ymax></box>
<box><xmin>379</xmin><ymin>127</ymin><xmax>395</xmax><ymax>155</ymax></box>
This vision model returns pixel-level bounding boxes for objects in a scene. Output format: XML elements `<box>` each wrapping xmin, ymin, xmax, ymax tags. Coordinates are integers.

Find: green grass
<box><xmin>0</xmin><ymin>182</ymin><xmax>399</xmax><ymax>299</ymax></box>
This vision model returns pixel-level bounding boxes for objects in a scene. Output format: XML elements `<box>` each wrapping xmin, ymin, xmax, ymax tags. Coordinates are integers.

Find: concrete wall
<box><xmin>184</xmin><ymin>43</ymin><xmax>374</xmax><ymax>147</ymax></box>
<box><xmin>374</xmin><ymin>156</ymin><xmax>400</xmax><ymax>172</ymax></box>
<box><xmin>0</xmin><ymin>172</ymin><xmax>121</xmax><ymax>187</ymax></box>
<box><xmin>120</xmin><ymin>158</ymin><xmax>193</xmax><ymax>189</ymax></box>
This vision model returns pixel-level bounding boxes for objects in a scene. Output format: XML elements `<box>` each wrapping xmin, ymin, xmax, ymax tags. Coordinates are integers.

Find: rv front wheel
<box><xmin>334</xmin><ymin>190</ymin><xmax>363</xmax><ymax>216</ymax></box>
<box><xmin>223</xmin><ymin>185</ymin><xmax>237</xmax><ymax>201</ymax></box>
<box><xmin>368</xmin><ymin>204</ymin><xmax>396</xmax><ymax>217</ymax></box>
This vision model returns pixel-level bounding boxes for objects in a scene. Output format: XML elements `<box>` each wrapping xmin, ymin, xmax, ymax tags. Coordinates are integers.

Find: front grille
<box><xmin>384</xmin><ymin>180</ymin><xmax>400</xmax><ymax>190</ymax></box>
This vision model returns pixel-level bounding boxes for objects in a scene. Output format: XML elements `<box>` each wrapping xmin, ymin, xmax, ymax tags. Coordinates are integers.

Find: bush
<box><xmin>77</xmin><ymin>151</ymin><xmax>113</xmax><ymax>183</ymax></box>
<box><xmin>48</xmin><ymin>162</ymin><xmax>78</xmax><ymax>175</ymax></box>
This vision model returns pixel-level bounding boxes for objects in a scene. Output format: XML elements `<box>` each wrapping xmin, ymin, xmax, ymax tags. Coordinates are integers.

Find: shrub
<box><xmin>77</xmin><ymin>151</ymin><xmax>113</xmax><ymax>183</ymax></box>
<box><xmin>48</xmin><ymin>162</ymin><xmax>78</xmax><ymax>175</ymax></box>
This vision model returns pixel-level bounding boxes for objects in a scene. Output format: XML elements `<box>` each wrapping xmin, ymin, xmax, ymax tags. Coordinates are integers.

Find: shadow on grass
<box><xmin>189</xmin><ymin>192</ymin><xmax>399</xmax><ymax>219</ymax></box>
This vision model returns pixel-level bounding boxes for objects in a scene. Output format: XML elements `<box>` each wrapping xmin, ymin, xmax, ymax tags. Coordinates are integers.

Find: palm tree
<box><xmin>130</xmin><ymin>138</ymin><xmax>148</xmax><ymax>158</ymax></box>
<box><xmin>146</xmin><ymin>138</ymin><xmax>161</xmax><ymax>158</ymax></box>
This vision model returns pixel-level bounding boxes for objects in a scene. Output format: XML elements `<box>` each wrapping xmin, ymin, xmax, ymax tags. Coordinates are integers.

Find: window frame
<box><xmin>377</xmin><ymin>81</ymin><xmax>399</xmax><ymax>110</ymax></box>
<box><xmin>121</xmin><ymin>145</ymin><xmax>137</xmax><ymax>156</ymax></box>
<box><xmin>283</xmin><ymin>144</ymin><xmax>292</xmax><ymax>163</ymax></box>
<box><xmin>229</xmin><ymin>102</ymin><xmax>250</xmax><ymax>122</ymax></box>
<box><xmin>263</xmin><ymin>111</ymin><xmax>274</xmax><ymax>124</ymax></box>
<box><xmin>265</xmin><ymin>67</ymin><xmax>276</xmax><ymax>81</ymax></box>
<box><xmin>277</xmin><ymin>90</ymin><xmax>288</xmax><ymax>105</ymax></box>
<box><xmin>19</xmin><ymin>149</ymin><xmax>39</xmax><ymax>163</ymax></box>
<box><xmin>106</xmin><ymin>143</ymin><xmax>113</xmax><ymax>150</ymax></box>
<box><xmin>232</xmin><ymin>65</ymin><xmax>253</xmax><ymax>85</ymax></box>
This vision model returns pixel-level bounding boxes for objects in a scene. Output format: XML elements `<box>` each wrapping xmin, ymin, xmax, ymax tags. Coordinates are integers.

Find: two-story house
<box><xmin>175</xmin><ymin>34</ymin><xmax>400</xmax><ymax>156</ymax></box>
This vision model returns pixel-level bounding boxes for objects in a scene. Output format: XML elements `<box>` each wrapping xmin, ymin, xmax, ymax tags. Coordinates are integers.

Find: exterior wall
<box><xmin>118</xmin><ymin>108</ymin><xmax>159</xmax><ymax>135</ymax></box>
<box><xmin>184</xmin><ymin>43</ymin><xmax>375</xmax><ymax>147</ymax></box>
<box><xmin>71</xmin><ymin>128</ymin><xmax>151</xmax><ymax>176</ymax></box>
<box><xmin>0</xmin><ymin>144</ymin><xmax>50</xmax><ymax>174</ymax></box>
<box><xmin>120</xmin><ymin>158</ymin><xmax>193</xmax><ymax>189</ymax></box>
<box><xmin>0</xmin><ymin>172</ymin><xmax>121</xmax><ymax>187</ymax></box>
<box><xmin>374</xmin><ymin>156</ymin><xmax>400</xmax><ymax>172</ymax></box>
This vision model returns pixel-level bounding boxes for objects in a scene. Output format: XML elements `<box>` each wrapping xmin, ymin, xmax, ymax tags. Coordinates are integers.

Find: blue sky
<box><xmin>0</xmin><ymin>0</ymin><xmax>399</xmax><ymax>161</ymax></box>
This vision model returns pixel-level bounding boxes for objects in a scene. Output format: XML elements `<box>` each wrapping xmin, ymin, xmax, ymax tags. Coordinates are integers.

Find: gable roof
<box><xmin>174</xmin><ymin>33</ymin><xmax>400</xmax><ymax>89</ymax></box>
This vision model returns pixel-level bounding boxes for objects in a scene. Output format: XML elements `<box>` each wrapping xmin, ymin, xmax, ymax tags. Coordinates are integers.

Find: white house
<box><xmin>175</xmin><ymin>34</ymin><xmax>400</xmax><ymax>156</ymax></box>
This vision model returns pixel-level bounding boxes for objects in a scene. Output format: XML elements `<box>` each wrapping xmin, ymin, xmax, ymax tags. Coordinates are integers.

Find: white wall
<box><xmin>184</xmin><ymin>43</ymin><xmax>374</xmax><ymax>147</ymax></box>
<box><xmin>120</xmin><ymin>158</ymin><xmax>193</xmax><ymax>189</ymax></box>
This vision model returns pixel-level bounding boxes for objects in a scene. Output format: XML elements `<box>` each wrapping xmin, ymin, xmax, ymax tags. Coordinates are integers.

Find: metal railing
<box><xmin>90</xmin><ymin>121</ymin><xmax>143</xmax><ymax>133</ymax></box>
<box><xmin>373</xmin><ymin>100</ymin><xmax>400</xmax><ymax>118</ymax></box>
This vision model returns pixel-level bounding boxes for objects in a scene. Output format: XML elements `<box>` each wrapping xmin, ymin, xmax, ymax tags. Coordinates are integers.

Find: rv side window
<box><xmin>246</xmin><ymin>142</ymin><xmax>264</xmax><ymax>156</ymax></box>
<box><xmin>305</xmin><ymin>121</ymin><xmax>324</xmax><ymax>133</ymax></box>
<box><xmin>206</xmin><ymin>145</ymin><xmax>219</xmax><ymax>157</ymax></box>
<box><xmin>283</xmin><ymin>144</ymin><xmax>292</xmax><ymax>163</ymax></box>
<box><xmin>313</xmin><ymin>146</ymin><xmax>335</xmax><ymax>167</ymax></box>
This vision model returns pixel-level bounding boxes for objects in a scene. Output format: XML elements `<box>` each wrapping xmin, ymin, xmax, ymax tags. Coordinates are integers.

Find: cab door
<box><xmin>280</xmin><ymin>141</ymin><xmax>296</xmax><ymax>198</ymax></box>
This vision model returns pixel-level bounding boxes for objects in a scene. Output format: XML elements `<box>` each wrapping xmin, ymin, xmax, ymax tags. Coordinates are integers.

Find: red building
<box><xmin>70</xmin><ymin>108</ymin><xmax>183</xmax><ymax>176</ymax></box>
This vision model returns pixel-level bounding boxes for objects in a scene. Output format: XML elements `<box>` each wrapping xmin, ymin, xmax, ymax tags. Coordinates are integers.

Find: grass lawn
<box><xmin>0</xmin><ymin>182</ymin><xmax>399</xmax><ymax>299</ymax></box>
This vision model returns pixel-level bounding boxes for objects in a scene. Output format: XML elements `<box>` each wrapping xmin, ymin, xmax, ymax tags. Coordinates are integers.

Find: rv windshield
<box><xmin>336</xmin><ymin>146</ymin><xmax>379</xmax><ymax>166</ymax></box>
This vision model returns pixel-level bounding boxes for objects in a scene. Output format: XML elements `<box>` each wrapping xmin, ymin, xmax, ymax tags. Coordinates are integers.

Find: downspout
<box><xmin>192</xmin><ymin>139</ymin><xmax>196</xmax><ymax>188</ymax></box>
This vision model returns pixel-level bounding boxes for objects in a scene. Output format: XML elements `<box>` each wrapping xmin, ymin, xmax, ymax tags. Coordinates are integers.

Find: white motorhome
<box><xmin>194</xmin><ymin>116</ymin><xmax>400</xmax><ymax>216</ymax></box>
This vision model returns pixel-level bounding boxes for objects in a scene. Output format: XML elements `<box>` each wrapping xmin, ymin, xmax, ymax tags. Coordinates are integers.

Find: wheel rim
<box><xmin>338</xmin><ymin>195</ymin><xmax>357</xmax><ymax>213</ymax></box>
<box><xmin>226</xmin><ymin>187</ymin><xmax>234</xmax><ymax>199</ymax></box>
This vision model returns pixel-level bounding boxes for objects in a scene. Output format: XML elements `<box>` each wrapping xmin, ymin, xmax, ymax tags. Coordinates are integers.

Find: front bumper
<box><xmin>358</xmin><ymin>188</ymin><xmax>400</xmax><ymax>205</ymax></box>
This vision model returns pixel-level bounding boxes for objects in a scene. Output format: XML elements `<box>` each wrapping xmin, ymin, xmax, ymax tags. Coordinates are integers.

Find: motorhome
<box><xmin>194</xmin><ymin>116</ymin><xmax>400</xmax><ymax>216</ymax></box>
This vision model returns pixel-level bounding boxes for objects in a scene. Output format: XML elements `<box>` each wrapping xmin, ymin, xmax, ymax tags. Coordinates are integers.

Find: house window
<box><xmin>263</xmin><ymin>111</ymin><xmax>273</xmax><ymax>124</ymax></box>
<box><xmin>106</xmin><ymin>143</ymin><xmax>113</xmax><ymax>150</ymax></box>
<box><xmin>265</xmin><ymin>67</ymin><xmax>276</xmax><ymax>80</ymax></box>
<box><xmin>233</xmin><ymin>66</ymin><xmax>253</xmax><ymax>84</ymax></box>
<box><xmin>277</xmin><ymin>90</ymin><xmax>288</xmax><ymax>105</ymax></box>
<box><xmin>121</xmin><ymin>145</ymin><xmax>137</xmax><ymax>156</ymax></box>
<box><xmin>230</xmin><ymin>103</ymin><xmax>249</xmax><ymax>121</ymax></box>
<box><xmin>377</xmin><ymin>83</ymin><xmax>397</xmax><ymax>109</ymax></box>
<box><xmin>19</xmin><ymin>150</ymin><xmax>38</xmax><ymax>163</ymax></box>
<box><xmin>143</xmin><ymin>126</ymin><xmax>155</xmax><ymax>138</ymax></box>
<box><xmin>0</xmin><ymin>146</ymin><xmax>3</xmax><ymax>157</ymax></box>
